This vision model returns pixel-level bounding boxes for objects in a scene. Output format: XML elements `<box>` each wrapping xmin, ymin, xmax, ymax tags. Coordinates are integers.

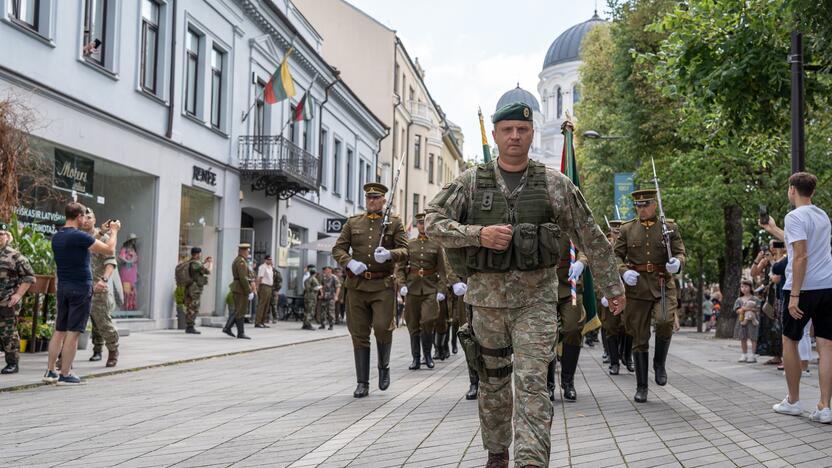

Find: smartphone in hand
<box><xmin>758</xmin><ymin>205</ymin><xmax>769</xmax><ymax>226</ymax></box>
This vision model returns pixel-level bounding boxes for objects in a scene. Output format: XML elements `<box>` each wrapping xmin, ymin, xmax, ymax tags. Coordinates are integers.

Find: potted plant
<box><xmin>8</xmin><ymin>216</ymin><xmax>56</xmax><ymax>294</ymax></box>
<box><xmin>17</xmin><ymin>319</ymin><xmax>32</xmax><ymax>353</ymax></box>
<box><xmin>174</xmin><ymin>286</ymin><xmax>186</xmax><ymax>329</ymax></box>
<box><xmin>35</xmin><ymin>322</ymin><xmax>53</xmax><ymax>352</ymax></box>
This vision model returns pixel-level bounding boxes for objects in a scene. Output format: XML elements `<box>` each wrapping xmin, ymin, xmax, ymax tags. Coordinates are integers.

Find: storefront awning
<box><xmin>297</xmin><ymin>236</ymin><xmax>337</xmax><ymax>251</ymax></box>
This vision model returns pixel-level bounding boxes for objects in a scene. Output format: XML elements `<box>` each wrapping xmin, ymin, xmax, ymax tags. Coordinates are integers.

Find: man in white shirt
<box><xmin>767</xmin><ymin>172</ymin><xmax>832</xmax><ymax>424</ymax></box>
<box><xmin>254</xmin><ymin>256</ymin><xmax>275</xmax><ymax>328</ymax></box>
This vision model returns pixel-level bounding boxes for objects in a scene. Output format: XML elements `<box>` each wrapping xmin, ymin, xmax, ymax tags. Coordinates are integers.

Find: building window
<box><xmin>253</xmin><ymin>79</ymin><xmax>266</xmax><ymax>151</ymax></box>
<box><xmin>10</xmin><ymin>0</ymin><xmax>38</xmax><ymax>31</ymax></box>
<box><xmin>413</xmin><ymin>135</ymin><xmax>421</xmax><ymax>169</ymax></box>
<box><xmin>365</xmin><ymin>162</ymin><xmax>372</xmax><ymax>184</ymax></box>
<box><xmin>289</xmin><ymin>105</ymin><xmax>297</xmax><ymax>143</ymax></box>
<box><xmin>394</xmin><ymin>62</ymin><xmax>400</xmax><ymax>96</ymax></box>
<box><xmin>438</xmin><ymin>156</ymin><xmax>443</xmax><ymax>184</ymax></box>
<box><xmin>412</xmin><ymin>193</ymin><xmax>419</xmax><ymax>222</ymax></box>
<box><xmin>185</xmin><ymin>29</ymin><xmax>201</xmax><ymax>117</ymax></box>
<box><xmin>556</xmin><ymin>87</ymin><xmax>563</xmax><ymax>119</ymax></box>
<box><xmin>210</xmin><ymin>47</ymin><xmax>224</xmax><ymax>129</ymax></box>
<box><xmin>139</xmin><ymin>0</ymin><xmax>160</xmax><ymax>94</ymax></box>
<box><xmin>428</xmin><ymin>153</ymin><xmax>434</xmax><ymax>184</ymax></box>
<box><xmin>572</xmin><ymin>84</ymin><xmax>580</xmax><ymax>115</ymax></box>
<box><xmin>358</xmin><ymin>163</ymin><xmax>365</xmax><ymax>208</ymax></box>
<box><xmin>319</xmin><ymin>129</ymin><xmax>328</xmax><ymax>189</ymax></box>
<box><xmin>346</xmin><ymin>148</ymin><xmax>354</xmax><ymax>201</ymax></box>
<box><xmin>409</xmin><ymin>86</ymin><xmax>415</xmax><ymax>102</ymax></box>
<box><xmin>82</xmin><ymin>0</ymin><xmax>108</xmax><ymax>66</ymax></box>
<box><xmin>332</xmin><ymin>139</ymin><xmax>341</xmax><ymax>195</ymax></box>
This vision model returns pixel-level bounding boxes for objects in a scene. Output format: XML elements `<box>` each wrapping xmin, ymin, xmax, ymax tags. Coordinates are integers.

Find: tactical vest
<box><xmin>446</xmin><ymin>160</ymin><xmax>561</xmax><ymax>276</ymax></box>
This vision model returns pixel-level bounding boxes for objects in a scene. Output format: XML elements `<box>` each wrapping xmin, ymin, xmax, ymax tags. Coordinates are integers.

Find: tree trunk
<box><xmin>716</xmin><ymin>204</ymin><xmax>743</xmax><ymax>338</ymax></box>
<box><xmin>696</xmin><ymin>253</ymin><xmax>704</xmax><ymax>333</ymax></box>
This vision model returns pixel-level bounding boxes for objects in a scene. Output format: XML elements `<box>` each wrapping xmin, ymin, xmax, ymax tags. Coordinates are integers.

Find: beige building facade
<box><xmin>294</xmin><ymin>0</ymin><xmax>464</xmax><ymax>231</ymax></box>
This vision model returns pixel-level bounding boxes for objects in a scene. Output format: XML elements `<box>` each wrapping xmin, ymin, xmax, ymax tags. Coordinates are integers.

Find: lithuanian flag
<box><xmin>560</xmin><ymin>121</ymin><xmax>601</xmax><ymax>336</ymax></box>
<box><xmin>264</xmin><ymin>49</ymin><xmax>296</xmax><ymax>104</ymax></box>
<box><xmin>478</xmin><ymin>107</ymin><xmax>491</xmax><ymax>163</ymax></box>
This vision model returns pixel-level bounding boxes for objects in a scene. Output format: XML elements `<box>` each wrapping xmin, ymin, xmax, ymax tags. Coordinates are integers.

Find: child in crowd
<box><xmin>736</xmin><ymin>280</ymin><xmax>761</xmax><ymax>363</ymax></box>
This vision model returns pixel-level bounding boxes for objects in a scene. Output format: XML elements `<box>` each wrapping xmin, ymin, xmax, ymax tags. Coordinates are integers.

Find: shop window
<box><xmin>179</xmin><ymin>185</ymin><xmax>219</xmax><ymax>317</ymax></box>
<box><xmin>140</xmin><ymin>0</ymin><xmax>160</xmax><ymax>94</ymax></box>
<box><xmin>287</xmin><ymin>225</ymin><xmax>307</xmax><ymax>296</ymax></box>
<box><xmin>185</xmin><ymin>28</ymin><xmax>202</xmax><ymax>118</ymax></box>
<box><xmin>210</xmin><ymin>46</ymin><xmax>225</xmax><ymax>129</ymax></box>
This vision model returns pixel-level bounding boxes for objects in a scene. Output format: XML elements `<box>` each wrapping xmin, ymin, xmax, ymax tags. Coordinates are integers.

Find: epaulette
<box><xmin>348</xmin><ymin>214</ymin><xmax>363</xmax><ymax>220</ymax></box>
<box><xmin>621</xmin><ymin>219</ymin><xmax>637</xmax><ymax>225</ymax></box>
<box><xmin>666</xmin><ymin>218</ymin><xmax>676</xmax><ymax>223</ymax></box>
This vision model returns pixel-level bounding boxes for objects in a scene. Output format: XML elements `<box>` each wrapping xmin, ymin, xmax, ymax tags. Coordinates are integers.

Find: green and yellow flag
<box><xmin>265</xmin><ymin>48</ymin><xmax>296</xmax><ymax>104</ymax></box>
<box><xmin>478</xmin><ymin>107</ymin><xmax>491</xmax><ymax>162</ymax></box>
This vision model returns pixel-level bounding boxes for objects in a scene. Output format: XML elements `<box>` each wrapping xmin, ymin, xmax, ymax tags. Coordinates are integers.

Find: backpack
<box><xmin>175</xmin><ymin>260</ymin><xmax>194</xmax><ymax>288</ymax></box>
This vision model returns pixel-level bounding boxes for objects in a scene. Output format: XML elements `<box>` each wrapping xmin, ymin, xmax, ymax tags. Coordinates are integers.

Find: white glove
<box><xmin>347</xmin><ymin>259</ymin><xmax>367</xmax><ymax>275</ymax></box>
<box><xmin>452</xmin><ymin>282</ymin><xmax>468</xmax><ymax>296</ymax></box>
<box><xmin>374</xmin><ymin>247</ymin><xmax>392</xmax><ymax>263</ymax></box>
<box><xmin>666</xmin><ymin>258</ymin><xmax>681</xmax><ymax>274</ymax></box>
<box><xmin>601</xmin><ymin>297</ymin><xmax>609</xmax><ymax>308</ymax></box>
<box><xmin>400</xmin><ymin>286</ymin><xmax>408</xmax><ymax>296</ymax></box>
<box><xmin>247</xmin><ymin>292</ymin><xmax>255</xmax><ymax>301</ymax></box>
<box><xmin>436</xmin><ymin>292</ymin><xmax>446</xmax><ymax>301</ymax></box>
<box><xmin>568</xmin><ymin>260</ymin><xmax>585</xmax><ymax>282</ymax></box>
<box><xmin>623</xmin><ymin>270</ymin><xmax>640</xmax><ymax>286</ymax></box>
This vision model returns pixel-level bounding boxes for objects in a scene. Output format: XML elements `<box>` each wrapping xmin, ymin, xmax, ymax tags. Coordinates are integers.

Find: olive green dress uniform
<box><xmin>332</xmin><ymin>183</ymin><xmax>408</xmax><ymax>397</ymax></box>
<box><xmin>89</xmin><ymin>230</ymin><xmax>120</xmax><ymax>361</ymax></box>
<box><xmin>448</xmin><ymin>274</ymin><xmax>479</xmax><ymax>400</ymax></box>
<box><xmin>225</xmin><ymin>246</ymin><xmax>254</xmax><ymax>339</ymax></box>
<box><xmin>434</xmin><ymin>290</ymin><xmax>451</xmax><ymax>360</ymax></box>
<box><xmin>426</xmin><ymin>102</ymin><xmax>624</xmax><ymax>468</ymax></box>
<box><xmin>0</xmin><ymin>225</ymin><xmax>35</xmax><ymax>374</ymax></box>
<box><xmin>395</xmin><ymin>215</ymin><xmax>452</xmax><ymax>369</ymax></box>
<box><xmin>598</xmin><ymin>220</ymin><xmax>632</xmax><ymax>375</ymax></box>
<box><xmin>614</xmin><ymin>189</ymin><xmax>685</xmax><ymax>402</ymax></box>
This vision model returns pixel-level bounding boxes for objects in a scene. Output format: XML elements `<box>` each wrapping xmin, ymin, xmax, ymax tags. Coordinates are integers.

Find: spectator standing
<box><xmin>735</xmin><ymin>280</ymin><xmax>761</xmax><ymax>363</ymax></box>
<box><xmin>766</xmin><ymin>172</ymin><xmax>832</xmax><ymax>424</ymax></box>
<box><xmin>751</xmin><ymin>240</ymin><xmax>786</xmax><ymax>365</ymax></box>
<box><xmin>254</xmin><ymin>255</ymin><xmax>274</xmax><ymax>328</ymax></box>
<box><xmin>44</xmin><ymin>203</ymin><xmax>119</xmax><ymax>385</ymax></box>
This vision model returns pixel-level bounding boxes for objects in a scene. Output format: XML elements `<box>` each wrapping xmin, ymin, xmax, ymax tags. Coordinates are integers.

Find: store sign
<box><xmin>325</xmin><ymin>218</ymin><xmax>347</xmax><ymax>233</ymax></box>
<box><xmin>192</xmin><ymin>165</ymin><xmax>217</xmax><ymax>192</ymax></box>
<box><xmin>54</xmin><ymin>149</ymin><xmax>94</xmax><ymax>195</ymax></box>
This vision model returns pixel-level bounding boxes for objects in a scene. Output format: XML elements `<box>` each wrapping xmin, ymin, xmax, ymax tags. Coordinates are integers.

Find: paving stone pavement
<box><xmin>1</xmin><ymin>328</ymin><xmax>831</xmax><ymax>468</ymax></box>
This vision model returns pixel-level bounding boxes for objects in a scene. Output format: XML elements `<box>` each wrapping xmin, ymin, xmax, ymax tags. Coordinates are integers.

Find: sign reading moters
<box><xmin>326</xmin><ymin>218</ymin><xmax>347</xmax><ymax>233</ymax></box>
<box><xmin>192</xmin><ymin>165</ymin><xmax>217</xmax><ymax>192</ymax></box>
<box><xmin>54</xmin><ymin>149</ymin><xmax>94</xmax><ymax>195</ymax></box>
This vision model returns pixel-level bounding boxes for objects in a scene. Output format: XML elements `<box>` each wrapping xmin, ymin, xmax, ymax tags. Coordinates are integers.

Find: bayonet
<box><xmin>650</xmin><ymin>157</ymin><xmax>675</xmax><ymax>322</ymax></box>
<box><xmin>378</xmin><ymin>152</ymin><xmax>407</xmax><ymax>247</ymax></box>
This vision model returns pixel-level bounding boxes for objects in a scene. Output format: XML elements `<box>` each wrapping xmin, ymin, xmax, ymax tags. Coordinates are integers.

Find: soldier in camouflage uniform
<box><xmin>614</xmin><ymin>188</ymin><xmax>686</xmax><ymax>403</ymax></box>
<box><xmin>332</xmin><ymin>182</ymin><xmax>408</xmax><ymax>398</ymax></box>
<box><xmin>184</xmin><ymin>247</ymin><xmax>212</xmax><ymax>334</ymax></box>
<box><xmin>224</xmin><ymin>244</ymin><xmax>254</xmax><ymax>339</ymax></box>
<box><xmin>317</xmin><ymin>266</ymin><xmax>340</xmax><ymax>330</ymax></box>
<box><xmin>426</xmin><ymin>103</ymin><xmax>625</xmax><ymax>468</ymax></box>
<box><xmin>303</xmin><ymin>267</ymin><xmax>321</xmax><ymax>329</ymax></box>
<box><xmin>83</xmin><ymin>210</ymin><xmax>120</xmax><ymax>367</ymax></box>
<box><xmin>395</xmin><ymin>212</ymin><xmax>457</xmax><ymax>370</ymax></box>
<box><xmin>546</xmin><ymin>240</ymin><xmax>588</xmax><ymax>402</ymax></box>
<box><xmin>0</xmin><ymin>222</ymin><xmax>35</xmax><ymax>375</ymax></box>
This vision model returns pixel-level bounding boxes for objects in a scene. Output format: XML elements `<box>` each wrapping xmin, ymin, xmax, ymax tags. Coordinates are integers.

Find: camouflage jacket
<box><xmin>425</xmin><ymin>159</ymin><xmax>624</xmax><ymax>308</ymax></box>
<box><xmin>0</xmin><ymin>246</ymin><xmax>35</xmax><ymax>307</ymax></box>
<box><xmin>320</xmin><ymin>274</ymin><xmax>340</xmax><ymax>301</ymax></box>
<box><xmin>304</xmin><ymin>275</ymin><xmax>322</xmax><ymax>300</ymax></box>
<box><xmin>91</xmin><ymin>231</ymin><xmax>118</xmax><ymax>284</ymax></box>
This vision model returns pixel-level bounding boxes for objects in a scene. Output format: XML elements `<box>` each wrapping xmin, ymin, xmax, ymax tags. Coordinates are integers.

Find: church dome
<box><xmin>542</xmin><ymin>12</ymin><xmax>606</xmax><ymax>70</ymax></box>
<box><xmin>496</xmin><ymin>84</ymin><xmax>540</xmax><ymax>112</ymax></box>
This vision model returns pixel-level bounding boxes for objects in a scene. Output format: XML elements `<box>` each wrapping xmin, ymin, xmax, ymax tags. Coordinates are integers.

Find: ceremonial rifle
<box><xmin>378</xmin><ymin>152</ymin><xmax>407</xmax><ymax>248</ymax></box>
<box><xmin>650</xmin><ymin>157</ymin><xmax>675</xmax><ymax>321</ymax></box>
<box><xmin>604</xmin><ymin>215</ymin><xmax>612</xmax><ymax>232</ymax></box>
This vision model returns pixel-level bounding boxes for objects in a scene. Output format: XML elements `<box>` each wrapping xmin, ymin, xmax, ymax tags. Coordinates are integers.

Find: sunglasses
<box><xmin>634</xmin><ymin>201</ymin><xmax>654</xmax><ymax>207</ymax></box>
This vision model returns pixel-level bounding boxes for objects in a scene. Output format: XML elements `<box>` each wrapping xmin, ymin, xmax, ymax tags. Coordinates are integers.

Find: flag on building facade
<box><xmin>560</xmin><ymin>121</ymin><xmax>601</xmax><ymax>336</ymax></box>
<box><xmin>478</xmin><ymin>107</ymin><xmax>491</xmax><ymax>163</ymax></box>
<box><xmin>264</xmin><ymin>48</ymin><xmax>296</xmax><ymax>104</ymax></box>
<box><xmin>294</xmin><ymin>90</ymin><xmax>314</xmax><ymax>121</ymax></box>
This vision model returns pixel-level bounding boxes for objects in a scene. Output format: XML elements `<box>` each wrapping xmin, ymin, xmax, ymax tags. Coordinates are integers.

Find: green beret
<box><xmin>492</xmin><ymin>102</ymin><xmax>533</xmax><ymax>124</ymax></box>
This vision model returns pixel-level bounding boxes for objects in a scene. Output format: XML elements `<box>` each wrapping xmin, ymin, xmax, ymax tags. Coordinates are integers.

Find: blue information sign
<box><xmin>614</xmin><ymin>172</ymin><xmax>635</xmax><ymax>220</ymax></box>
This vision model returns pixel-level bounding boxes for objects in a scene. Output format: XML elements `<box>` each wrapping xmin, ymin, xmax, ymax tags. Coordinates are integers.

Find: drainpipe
<box><xmin>165</xmin><ymin>0</ymin><xmax>178</xmax><ymax>139</ymax></box>
<box><xmin>317</xmin><ymin>71</ymin><xmax>340</xmax><ymax>189</ymax></box>
<box><xmin>375</xmin><ymin>127</ymin><xmax>389</xmax><ymax>183</ymax></box>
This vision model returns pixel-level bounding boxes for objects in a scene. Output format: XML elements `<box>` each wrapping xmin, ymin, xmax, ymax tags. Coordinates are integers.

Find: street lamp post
<box><xmin>790</xmin><ymin>31</ymin><xmax>806</xmax><ymax>174</ymax></box>
<box><xmin>582</xmin><ymin>130</ymin><xmax>624</xmax><ymax>140</ymax></box>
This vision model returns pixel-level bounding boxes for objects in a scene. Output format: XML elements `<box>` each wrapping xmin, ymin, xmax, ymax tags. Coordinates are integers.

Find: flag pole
<box><xmin>478</xmin><ymin>107</ymin><xmax>491</xmax><ymax>162</ymax></box>
<box><xmin>279</xmin><ymin>72</ymin><xmax>319</xmax><ymax>138</ymax></box>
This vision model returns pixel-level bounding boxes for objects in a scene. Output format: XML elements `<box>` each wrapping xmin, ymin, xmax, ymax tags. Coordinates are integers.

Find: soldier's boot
<box><xmin>222</xmin><ymin>314</ymin><xmax>236</xmax><ymax>338</ymax></box>
<box><xmin>546</xmin><ymin>359</ymin><xmax>557</xmax><ymax>402</ymax></box>
<box><xmin>621</xmin><ymin>335</ymin><xmax>635</xmax><ymax>372</ymax></box>
<box><xmin>421</xmin><ymin>332</ymin><xmax>435</xmax><ymax>369</ymax></box>
<box><xmin>106</xmin><ymin>350</ymin><xmax>118</xmax><ymax>368</ymax></box>
<box><xmin>1</xmin><ymin>358</ymin><xmax>18</xmax><ymax>374</ymax></box>
<box><xmin>185</xmin><ymin>326</ymin><xmax>201</xmax><ymax>334</ymax></box>
<box><xmin>560</xmin><ymin>344</ymin><xmax>580</xmax><ymax>402</ymax></box>
<box><xmin>466</xmin><ymin>365</ymin><xmax>479</xmax><ymax>400</ymax></box>
<box><xmin>433</xmin><ymin>332</ymin><xmax>442</xmax><ymax>360</ymax></box>
<box><xmin>89</xmin><ymin>346</ymin><xmax>103</xmax><ymax>362</ymax></box>
<box><xmin>377</xmin><ymin>341</ymin><xmax>391</xmax><ymax>391</ymax></box>
<box><xmin>485</xmin><ymin>450</ymin><xmax>509</xmax><ymax>468</ymax></box>
<box><xmin>235</xmin><ymin>318</ymin><xmax>251</xmax><ymax>340</ymax></box>
<box><xmin>634</xmin><ymin>351</ymin><xmax>649</xmax><ymax>403</ymax></box>
<box><xmin>601</xmin><ymin>329</ymin><xmax>610</xmax><ymax>363</ymax></box>
<box><xmin>653</xmin><ymin>336</ymin><xmax>671</xmax><ymax>386</ymax></box>
<box><xmin>318</xmin><ymin>321</ymin><xmax>326</xmax><ymax>330</ymax></box>
<box><xmin>607</xmin><ymin>335</ymin><xmax>620</xmax><ymax>375</ymax></box>
<box><xmin>408</xmin><ymin>334</ymin><xmax>421</xmax><ymax>370</ymax></box>
<box><xmin>353</xmin><ymin>347</ymin><xmax>370</xmax><ymax>398</ymax></box>
<box><xmin>442</xmin><ymin>332</ymin><xmax>451</xmax><ymax>359</ymax></box>
<box><xmin>451</xmin><ymin>325</ymin><xmax>459</xmax><ymax>354</ymax></box>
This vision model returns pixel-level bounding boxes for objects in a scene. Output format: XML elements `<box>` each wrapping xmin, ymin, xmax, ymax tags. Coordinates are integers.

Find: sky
<box><xmin>346</xmin><ymin>0</ymin><xmax>603</xmax><ymax>161</ymax></box>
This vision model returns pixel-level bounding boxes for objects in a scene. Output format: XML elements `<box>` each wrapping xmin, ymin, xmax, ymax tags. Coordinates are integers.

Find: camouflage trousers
<box><xmin>184</xmin><ymin>288</ymin><xmax>203</xmax><ymax>328</ymax></box>
<box><xmin>0</xmin><ymin>307</ymin><xmax>19</xmax><ymax>366</ymax></box>
<box><xmin>473</xmin><ymin>303</ymin><xmax>557</xmax><ymax>467</ymax></box>
<box><xmin>318</xmin><ymin>299</ymin><xmax>335</xmax><ymax>325</ymax></box>
<box><xmin>91</xmin><ymin>292</ymin><xmax>119</xmax><ymax>353</ymax></box>
<box><xmin>304</xmin><ymin>296</ymin><xmax>318</xmax><ymax>327</ymax></box>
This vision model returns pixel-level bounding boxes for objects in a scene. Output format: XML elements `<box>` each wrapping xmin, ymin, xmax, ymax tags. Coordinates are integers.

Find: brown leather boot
<box><xmin>485</xmin><ymin>450</ymin><xmax>509</xmax><ymax>468</ymax></box>
<box><xmin>106</xmin><ymin>350</ymin><xmax>119</xmax><ymax>368</ymax></box>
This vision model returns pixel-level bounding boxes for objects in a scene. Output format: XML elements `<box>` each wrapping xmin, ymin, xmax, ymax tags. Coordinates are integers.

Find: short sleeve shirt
<box><xmin>784</xmin><ymin>205</ymin><xmax>832</xmax><ymax>291</ymax></box>
<box><xmin>52</xmin><ymin>227</ymin><xmax>96</xmax><ymax>289</ymax></box>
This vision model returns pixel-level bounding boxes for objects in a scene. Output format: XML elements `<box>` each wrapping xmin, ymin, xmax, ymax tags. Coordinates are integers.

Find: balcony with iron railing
<box><xmin>238</xmin><ymin>135</ymin><xmax>319</xmax><ymax>199</ymax></box>
<box><xmin>407</xmin><ymin>100</ymin><xmax>432</xmax><ymax>128</ymax></box>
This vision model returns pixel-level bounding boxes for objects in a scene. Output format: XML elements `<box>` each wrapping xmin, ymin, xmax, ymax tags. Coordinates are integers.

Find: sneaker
<box><xmin>738</xmin><ymin>354</ymin><xmax>747</xmax><ymax>363</ymax></box>
<box><xmin>42</xmin><ymin>370</ymin><xmax>59</xmax><ymax>384</ymax></box>
<box><xmin>56</xmin><ymin>374</ymin><xmax>85</xmax><ymax>386</ymax></box>
<box><xmin>773</xmin><ymin>397</ymin><xmax>803</xmax><ymax>416</ymax></box>
<box><xmin>810</xmin><ymin>407</ymin><xmax>832</xmax><ymax>424</ymax></box>
<box><xmin>803</xmin><ymin>369</ymin><xmax>812</xmax><ymax>378</ymax></box>
<box><xmin>747</xmin><ymin>354</ymin><xmax>757</xmax><ymax>363</ymax></box>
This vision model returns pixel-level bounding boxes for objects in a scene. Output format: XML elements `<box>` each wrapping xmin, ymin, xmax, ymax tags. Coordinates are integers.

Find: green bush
<box><xmin>174</xmin><ymin>286</ymin><xmax>185</xmax><ymax>306</ymax></box>
<box><xmin>17</xmin><ymin>320</ymin><xmax>32</xmax><ymax>340</ymax></box>
<box><xmin>36</xmin><ymin>322</ymin><xmax>53</xmax><ymax>340</ymax></box>
<box><xmin>8</xmin><ymin>215</ymin><xmax>56</xmax><ymax>275</ymax></box>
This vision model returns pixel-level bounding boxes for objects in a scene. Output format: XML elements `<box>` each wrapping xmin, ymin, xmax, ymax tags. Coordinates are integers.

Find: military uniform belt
<box><xmin>346</xmin><ymin>270</ymin><xmax>392</xmax><ymax>280</ymax></box>
<box><xmin>628</xmin><ymin>263</ymin><xmax>667</xmax><ymax>274</ymax></box>
<box><xmin>408</xmin><ymin>267</ymin><xmax>437</xmax><ymax>276</ymax></box>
